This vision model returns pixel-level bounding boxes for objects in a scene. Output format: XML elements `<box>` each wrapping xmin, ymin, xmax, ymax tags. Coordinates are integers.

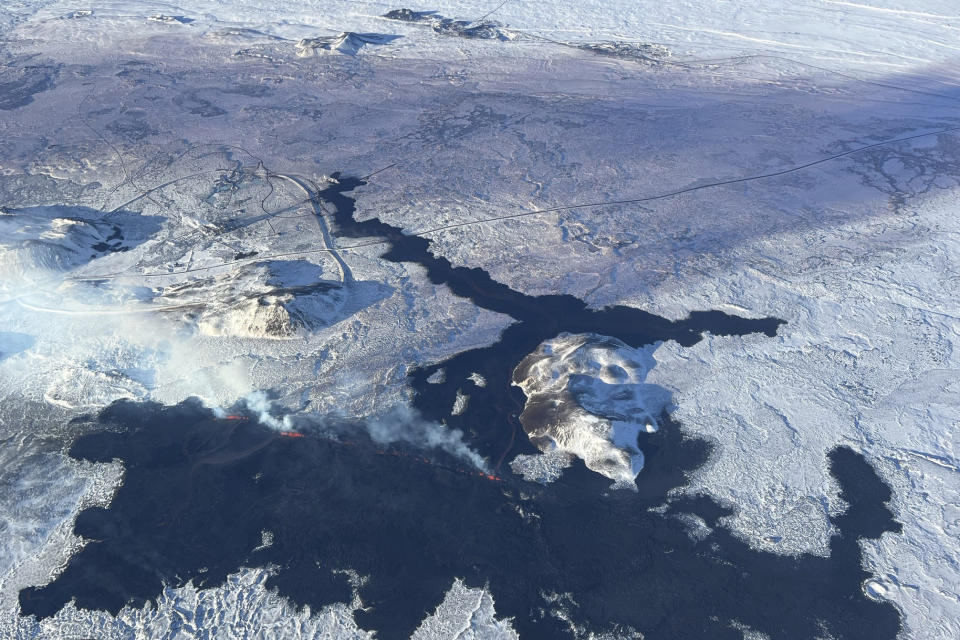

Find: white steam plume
<box><xmin>242</xmin><ymin>395</ymin><xmax>488</xmax><ymax>471</ymax></box>
<box><xmin>243</xmin><ymin>391</ymin><xmax>293</xmax><ymax>431</ymax></box>
<box><xmin>364</xmin><ymin>405</ymin><xmax>489</xmax><ymax>471</ymax></box>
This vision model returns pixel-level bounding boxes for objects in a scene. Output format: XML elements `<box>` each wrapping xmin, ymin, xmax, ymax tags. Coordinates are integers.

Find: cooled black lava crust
<box><xmin>20</xmin><ymin>176</ymin><xmax>900</xmax><ymax>640</ymax></box>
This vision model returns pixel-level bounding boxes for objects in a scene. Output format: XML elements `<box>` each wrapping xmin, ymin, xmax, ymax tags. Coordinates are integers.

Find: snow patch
<box><xmin>510</xmin><ymin>449</ymin><xmax>573</xmax><ymax>484</ymax></box>
<box><xmin>295</xmin><ymin>33</ymin><xmax>399</xmax><ymax>57</ymax></box>
<box><xmin>412</xmin><ymin>578</ymin><xmax>518</xmax><ymax>640</ymax></box>
<box><xmin>467</xmin><ymin>372</ymin><xmax>486</xmax><ymax>388</ymax></box>
<box><xmin>15</xmin><ymin>567</ymin><xmax>374</xmax><ymax>640</ymax></box>
<box><xmin>451</xmin><ymin>390</ymin><xmax>469</xmax><ymax>416</ymax></box>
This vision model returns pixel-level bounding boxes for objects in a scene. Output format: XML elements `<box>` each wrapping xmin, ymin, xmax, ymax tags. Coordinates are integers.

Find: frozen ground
<box><xmin>1</xmin><ymin>0</ymin><xmax>959</xmax><ymax>638</ymax></box>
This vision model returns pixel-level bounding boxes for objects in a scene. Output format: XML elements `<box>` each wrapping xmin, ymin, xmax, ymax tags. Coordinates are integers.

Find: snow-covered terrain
<box><xmin>1</xmin><ymin>0</ymin><xmax>959</xmax><ymax>638</ymax></box>
<box><xmin>12</xmin><ymin>567</ymin><xmax>517</xmax><ymax>640</ymax></box>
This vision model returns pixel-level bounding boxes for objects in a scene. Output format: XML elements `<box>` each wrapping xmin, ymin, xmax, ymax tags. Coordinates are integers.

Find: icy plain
<box><xmin>1</xmin><ymin>0</ymin><xmax>959</xmax><ymax>638</ymax></box>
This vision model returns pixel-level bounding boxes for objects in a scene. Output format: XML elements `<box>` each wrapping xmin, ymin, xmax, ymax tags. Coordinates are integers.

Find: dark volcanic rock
<box><xmin>19</xmin><ymin>176</ymin><xmax>900</xmax><ymax>640</ymax></box>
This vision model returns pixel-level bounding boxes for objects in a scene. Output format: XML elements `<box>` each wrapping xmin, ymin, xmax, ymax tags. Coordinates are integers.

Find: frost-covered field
<box><xmin>1</xmin><ymin>1</ymin><xmax>959</xmax><ymax>638</ymax></box>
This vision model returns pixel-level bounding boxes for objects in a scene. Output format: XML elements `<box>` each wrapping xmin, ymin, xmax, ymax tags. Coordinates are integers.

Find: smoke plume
<box><xmin>242</xmin><ymin>394</ymin><xmax>488</xmax><ymax>471</ymax></box>
<box><xmin>364</xmin><ymin>404</ymin><xmax>489</xmax><ymax>471</ymax></box>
